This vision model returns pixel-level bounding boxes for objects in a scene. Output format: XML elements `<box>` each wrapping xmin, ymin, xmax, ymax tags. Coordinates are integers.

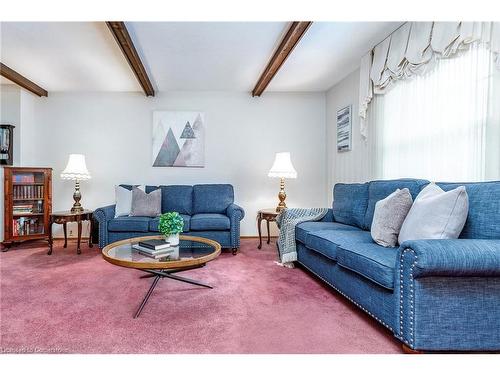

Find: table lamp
<box><xmin>268</xmin><ymin>152</ymin><xmax>297</xmax><ymax>212</ymax></box>
<box><xmin>61</xmin><ymin>154</ymin><xmax>91</xmax><ymax>213</ymax></box>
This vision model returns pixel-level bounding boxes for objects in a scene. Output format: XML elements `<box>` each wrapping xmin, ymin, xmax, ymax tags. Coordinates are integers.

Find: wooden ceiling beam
<box><xmin>0</xmin><ymin>63</ymin><xmax>48</xmax><ymax>97</ymax></box>
<box><xmin>106</xmin><ymin>21</ymin><xmax>155</xmax><ymax>97</ymax></box>
<box><xmin>252</xmin><ymin>21</ymin><xmax>312</xmax><ymax>97</ymax></box>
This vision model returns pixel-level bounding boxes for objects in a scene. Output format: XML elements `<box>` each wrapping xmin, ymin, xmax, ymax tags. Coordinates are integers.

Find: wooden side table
<box><xmin>48</xmin><ymin>210</ymin><xmax>93</xmax><ymax>255</ymax></box>
<box><xmin>257</xmin><ymin>208</ymin><xmax>279</xmax><ymax>249</ymax></box>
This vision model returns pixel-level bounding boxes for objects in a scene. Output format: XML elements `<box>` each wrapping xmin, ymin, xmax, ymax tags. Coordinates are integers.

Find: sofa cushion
<box><xmin>364</xmin><ymin>179</ymin><xmax>429</xmax><ymax>230</ymax></box>
<box><xmin>130</xmin><ymin>187</ymin><xmax>162</xmax><ymax>217</ymax></box>
<box><xmin>190</xmin><ymin>213</ymin><xmax>230</xmax><ymax>231</ymax></box>
<box><xmin>115</xmin><ymin>185</ymin><xmax>144</xmax><ymax>217</ymax></box>
<box><xmin>160</xmin><ymin>185</ymin><xmax>193</xmax><ymax>215</ymax></box>
<box><xmin>371</xmin><ymin>188</ymin><xmax>413</xmax><ymax>247</ymax></box>
<box><xmin>398</xmin><ymin>183</ymin><xmax>468</xmax><ymax>243</ymax></box>
<box><xmin>108</xmin><ymin>216</ymin><xmax>150</xmax><ymax>232</ymax></box>
<box><xmin>296</xmin><ymin>221</ymin><xmax>360</xmax><ymax>244</ymax></box>
<box><xmin>305</xmin><ymin>230</ymin><xmax>373</xmax><ymax>261</ymax></box>
<box><xmin>437</xmin><ymin>181</ymin><xmax>500</xmax><ymax>239</ymax></box>
<box><xmin>336</xmin><ymin>241</ymin><xmax>398</xmax><ymax>290</ymax></box>
<box><xmin>332</xmin><ymin>183</ymin><xmax>369</xmax><ymax>228</ymax></box>
<box><xmin>149</xmin><ymin>214</ymin><xmax>191</xmax><ymax>232</ymax></box>
<box><xmin>120</xmin><ymin>184</ymin><xmax>159</xmax><ymax>194</ymax></box>
<box><xmin>193</xmin><ymin>184</ymin><xmax>234</xmax><ymax>214</ymax></box>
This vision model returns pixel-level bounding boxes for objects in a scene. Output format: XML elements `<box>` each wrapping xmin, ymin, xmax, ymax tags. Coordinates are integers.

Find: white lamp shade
<box><xmin>268</xmin><ymin>152</ymin><xmax>297</xmax><ymax>179</ymax></box>
<box><xmin>61</xmin><ymin>154</ymin><xmax>91</xmax><ymax>180</ymax></box>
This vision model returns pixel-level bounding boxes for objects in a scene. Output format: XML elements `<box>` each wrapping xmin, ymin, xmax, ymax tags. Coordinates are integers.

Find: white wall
<box><xmin>325</xmin><ymin>69</ymin><xmax>376</xmax><ymax>204</ymax></box>
<box><xmin>1</xmin><ymin>85</ymin><xmax>22</xmax><ymax>241</ymax></box>
<box><xmin>21</xmin><ymin>91</ymin><xmax>327</xmax><ymax>238</ymax></box>
<box><xmin>0</xmin><ymin>85</ymin><xmax>21</xmax><ymax>163</ymax></box>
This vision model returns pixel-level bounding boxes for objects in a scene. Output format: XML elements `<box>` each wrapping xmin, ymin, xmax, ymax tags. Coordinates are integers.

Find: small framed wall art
<box><xmin>336</xmin><ymin>105</ymin><xmax>352</xmax><ymax>152</ymax></box>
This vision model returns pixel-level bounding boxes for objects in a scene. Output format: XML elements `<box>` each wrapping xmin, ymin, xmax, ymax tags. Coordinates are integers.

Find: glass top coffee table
<box><xmin>102</xmin><ymin>235</ymin><xmax>221</xmax><ymax>318</ymax></box>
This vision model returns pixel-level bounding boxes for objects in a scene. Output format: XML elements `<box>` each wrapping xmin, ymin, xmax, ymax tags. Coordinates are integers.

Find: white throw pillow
<box><xmin>371</xmin><ymin>188</ymin><xmax>413</xmax><ymax>247</ymax></box>
<box><xmin>398</xmin><ymin>183</ymin><xmax>469</xmax><ymax>244</ymax></box>
<box><xmin>114</xmin><ymin>185</ymin><xmax>144</xmax><ymax>217</ymax></box>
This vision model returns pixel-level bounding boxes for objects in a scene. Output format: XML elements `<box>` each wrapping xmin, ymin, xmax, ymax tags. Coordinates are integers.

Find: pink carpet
<box><xmin>0</xmin><ymin>238</ymin><xmax>401</xmax><ymax>354</ymax></box>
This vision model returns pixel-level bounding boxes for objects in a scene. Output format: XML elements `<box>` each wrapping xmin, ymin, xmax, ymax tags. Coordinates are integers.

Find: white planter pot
<box><xmin>165</xmin><ymin>233</ymin><xmax>180</xmax><ymax>246</ymax></box>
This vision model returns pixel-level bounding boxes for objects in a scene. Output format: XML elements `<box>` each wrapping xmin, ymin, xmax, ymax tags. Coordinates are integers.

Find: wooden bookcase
<box><xmin>2</xmin><ymin>167</ymin><xmax>52</xmax><ymax>249</ymax></box>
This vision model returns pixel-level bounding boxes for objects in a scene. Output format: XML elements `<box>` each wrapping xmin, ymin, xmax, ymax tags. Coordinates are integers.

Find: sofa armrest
<box><xmin>226</xmin><ymin>203</ymin><xmax>245</xmax><ymax>221</ymax></box>
<box><xmin>94</xmin><ymin>204</ymin><xmax>116</xmax><ymax>248</ymax></box>
<box><xmin>396</xmin><ymin>238</ymin><xmax>500</xmax><ymax>350</ymax></box>
<box><xmin>320</xmin><ymin>208</ymin><xmax>333</xmax><ymax>222</ymax></box>
<box><xmin>226</xmin><ymin>203</ymin><xmax>245</xmax><ymax>248</ymax></box>
<box><xmin>399</xmin><ymin>239</ymin><xmax>500</xmax><ymax>278</ymax></box>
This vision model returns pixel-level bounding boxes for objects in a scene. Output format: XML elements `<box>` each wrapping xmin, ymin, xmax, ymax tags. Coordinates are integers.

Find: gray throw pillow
<box><xmin>398</xmin><ymin>183</ymin><xmax>469</xmax><ymax>244</ymax></box>
<box><xmin>371</xmin><ymin>188</ymin><xmax>413</xmax><ymax>247</ymax></box>
<box><xmin>115</xmin><ymin>185</ymin><xmax>145</xmax><ymax>217</ymax></box>
<box><xmin>130</xmin><ymin>187</ymin><xmax>161</xmax><ymax>217</ymax></box>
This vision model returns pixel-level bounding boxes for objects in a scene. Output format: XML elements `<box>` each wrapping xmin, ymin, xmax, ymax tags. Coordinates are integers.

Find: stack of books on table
<box><xmin>132</xmin><ymin>239</ymin><xmax>174</xmax><ymax>259</ymax></box>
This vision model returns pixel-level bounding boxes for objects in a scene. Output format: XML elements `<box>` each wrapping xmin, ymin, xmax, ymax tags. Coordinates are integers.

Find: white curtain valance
<box><xmin>359</xmin><ymin>21</ymin><xmax>500</xmax><ymax>138</ymax></box>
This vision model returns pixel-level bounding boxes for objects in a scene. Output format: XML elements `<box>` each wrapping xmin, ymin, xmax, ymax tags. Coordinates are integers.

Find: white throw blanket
<box><xmin>276</xmin><ymin>207</ymin><xmax>329</xmax><ymax>266</ymax></box>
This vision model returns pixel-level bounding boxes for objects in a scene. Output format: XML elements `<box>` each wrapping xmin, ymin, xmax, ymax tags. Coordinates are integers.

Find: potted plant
<box><xmin>158</xmin><ymin>212</ymin><xmax>184</xmax><ymax>245</ymax></box>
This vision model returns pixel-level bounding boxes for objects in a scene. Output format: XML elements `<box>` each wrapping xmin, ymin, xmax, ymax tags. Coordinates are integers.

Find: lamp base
<box><xmin>71</xmin><ymin>205</ymin><xmax>84</xmax><ymax>214</ymax></box>
<box><xmin>70</xmin><ymin>180</ymin><xmax>84</xmax><ymax>213</ymax></box>
<box><xmin>275</xmin><ymin>178</ymin><xmax>287</xmax><ymax>213</ymax></box>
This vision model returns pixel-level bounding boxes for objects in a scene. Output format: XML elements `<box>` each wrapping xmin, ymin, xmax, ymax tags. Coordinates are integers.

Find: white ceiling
<box><xmin>127</xmin><ymin>22</ymin><xmax>287</xmax><ymax>91</ymax></box>
<box><xmin>0</xmin><ymin>22</ymin><xmax>141</xmax><ymax>91</ymax></box>
<box><xmin>268</xmin><ymin>22</ymin><xmax>402</xmax><ymax>91</ymax></box>
<box><xmin>0</xmin><ymin>21</ymin><xmax>402</xmax><ymax>94</ymax></box>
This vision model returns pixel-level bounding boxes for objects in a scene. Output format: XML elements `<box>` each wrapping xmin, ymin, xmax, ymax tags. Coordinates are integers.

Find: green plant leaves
<box><xmin>158</xmin><ymin>211</ymin><xmax>184</xmax><ymax>235</ymax></box>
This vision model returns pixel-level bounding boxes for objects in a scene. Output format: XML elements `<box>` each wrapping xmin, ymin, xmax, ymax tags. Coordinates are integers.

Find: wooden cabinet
<box><xmin>2</xmin><ymin>167</ymin><xmax>52</xmax><ymax>249</ymax></box>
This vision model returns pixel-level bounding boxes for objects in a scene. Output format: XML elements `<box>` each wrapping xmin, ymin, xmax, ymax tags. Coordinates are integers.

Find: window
<box><xmin>370</xmin><ymin>42</ymin><xmax>500</xmax><ymax>181</ymax></box>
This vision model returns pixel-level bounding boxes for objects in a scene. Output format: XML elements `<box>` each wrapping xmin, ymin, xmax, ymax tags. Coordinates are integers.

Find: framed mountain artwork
<box><xmin>152</xmin><ymin>111</ymin><xmax>205</xmax><ymax>167</ymax></box>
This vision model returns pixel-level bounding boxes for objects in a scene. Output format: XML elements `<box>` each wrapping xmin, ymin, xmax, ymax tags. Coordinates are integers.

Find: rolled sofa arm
<box><xmin>226</xmin><ymin>203</ymin><xmax>245</xmax><ymax>248</ymax></box>
<box><xmin>320</xmin><ymin>208</ymin><xmax>334</xmax><ymax>222</ymax></box>
<box><xmin>396</xmin><ymin>238</ymin><xmax>500</xmax><ymax>350</ymax></box>
<box><xmin>94</xmin><ymin>204</ymin><xmax>116</xmax><ymax>248</ymax></box>
<box><xmin>399</xmin><ymin>239</ymin><xmax>500</xmax><ymax>278</ymax></box>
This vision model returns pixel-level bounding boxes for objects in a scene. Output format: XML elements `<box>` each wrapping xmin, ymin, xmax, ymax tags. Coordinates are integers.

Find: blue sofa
<box><xmin>295</xmin><ymin>179</ymin><xmax>500</xmax><ymax>352</ymax></box>
<box><xmin>94</xmin><ymin>184</ymin><xmax>245</xmax><ymax>254</ymax></box>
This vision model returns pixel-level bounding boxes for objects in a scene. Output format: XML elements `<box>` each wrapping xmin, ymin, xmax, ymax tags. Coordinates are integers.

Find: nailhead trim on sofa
<box><xmin>397</xmin><ymin>248</ymin><xmax>417</xmax><ymax>348</ymax></box>
<box><xmin>93</xmin><ymin>209</ymin><xmax>108</xmax><ymax>248</ymax></box>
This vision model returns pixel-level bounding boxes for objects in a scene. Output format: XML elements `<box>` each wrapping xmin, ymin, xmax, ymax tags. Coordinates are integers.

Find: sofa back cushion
<box><xmin>364</xmin><ymin>179</ymin><xmax>429</xmax><ymax>230</ymax></box>
<box><xmin>160</xmin><ymin>185</ymin><xmax>193</xmax><ymax>215</ymax></box>
<box><xmin>193</xmin><ymin>184</ymin><xmax>234</xmax><ymax>214</ymax></box>
<box><xmin>120</xmin><ymin>184</ymin><xmax>159</xmax><ymax>194</ymax></box>
<box><xmin>332</xmin><ymin>183</ymin><xmax>369</xmax><ymax>228</ymax></box>
<box><xmin>437</xmin><ymin>181</ymin><xmax>500</xmax><ymax>239</ymax></box>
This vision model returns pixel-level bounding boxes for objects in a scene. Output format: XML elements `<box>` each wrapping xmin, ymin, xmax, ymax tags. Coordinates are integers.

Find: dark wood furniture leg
<box><xmin>47</xmin><ymin>216</ymin><xmax>54</xmax><ymax>255</ymax></box>
<box><xmin>88</xmin><ymin>216</ymin><xmax>93</xmax><ymax>248</ymax></box>
<box><xmin>63</xmin><ymin>223</ymin><xmax>68</xmax><ymax>248</ymax></box>
<box><xmin>77</xmin><ymin>219</ymin><xmax>82</xmax><ymax>255</ymax></box>
<box><xmin>402</xmin><ymin>344</ymin><xmax>424</xmax><ymax>354</ymax></box>
<box><xmin>257</xmin><ymin>214</ymin><xmax>263</xmax><ymax>249</ymax></box>
<box><xmin>266</xmin><ymin>219</ymin><xmax>271</xmax><ymax>244</ymax></box>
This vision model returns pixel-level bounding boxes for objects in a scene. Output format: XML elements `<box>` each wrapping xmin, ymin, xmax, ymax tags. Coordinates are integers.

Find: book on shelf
<box><xmin>12</xmin><ymin>185</ymin><xmax>43</xmax><ymax>200</ymax></box>
<box><xmin>138</xmin><ymin>239</ymin><xmax>171</xmax><ymax>250</ymax></box>
<box><xmin>13</xmin><ymin>173</ymin><xmax>35</xmax><ymax>183</ymax></box>
<box><xmin>12</xmin><ymin>217</ymin><xmax>43</xmax><ymax>236</ymax></box>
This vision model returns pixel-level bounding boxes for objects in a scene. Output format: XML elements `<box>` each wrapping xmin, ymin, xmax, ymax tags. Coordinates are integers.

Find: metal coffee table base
<box><xmin>134</xmin><ymin>265</ymin><xmax>212</xmax><ymax>318</ymax></box>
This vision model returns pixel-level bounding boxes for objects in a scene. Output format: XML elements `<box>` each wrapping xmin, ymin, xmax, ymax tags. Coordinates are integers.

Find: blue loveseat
<box><xmin>94</xmin><ymin>184</ymin><xmax>245</xmax><ymax>254</ymax></box>
<box><xmin>295</xmin><ymin>179</ymin><xmax>500</xmax><ymax>352</ymax></box>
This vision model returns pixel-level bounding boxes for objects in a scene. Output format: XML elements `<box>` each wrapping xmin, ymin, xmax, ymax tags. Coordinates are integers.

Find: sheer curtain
<box><xmin>369</xmin><ymin>42</ymin><xmax>500</xmax><ymax>182</ymax></box>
